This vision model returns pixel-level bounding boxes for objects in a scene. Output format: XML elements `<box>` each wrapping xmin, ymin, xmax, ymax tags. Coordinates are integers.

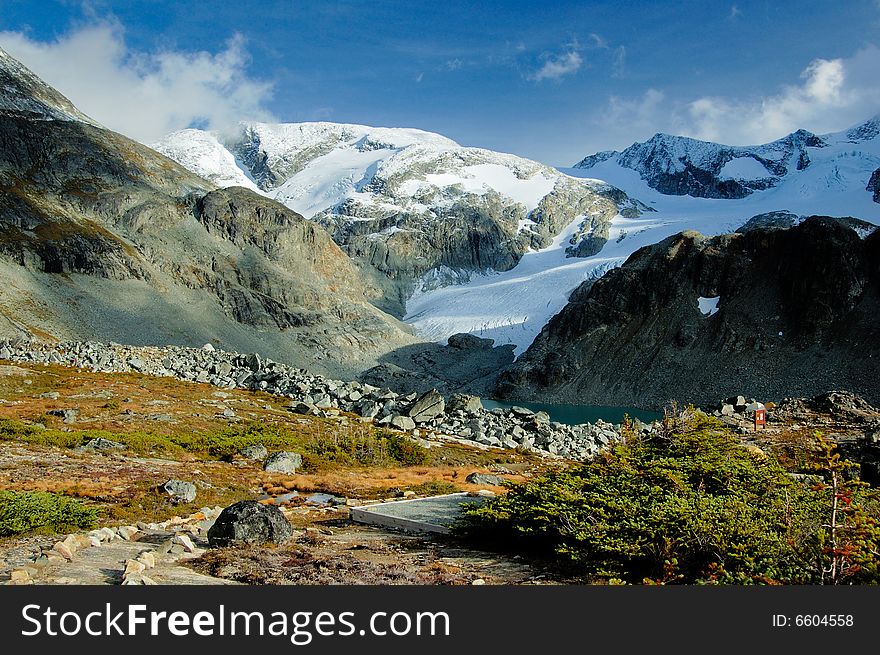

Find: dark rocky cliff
<box><xmin>497</xmin><ymin>217</ymin><xmax>880</xmax><ymax>408</ymax></box>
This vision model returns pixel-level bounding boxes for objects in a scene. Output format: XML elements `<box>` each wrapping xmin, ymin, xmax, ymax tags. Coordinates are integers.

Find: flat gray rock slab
<box><xmin>350</xmin><ymin>493</ymin><xmax>487</xmax><ymax>534</ymax></box>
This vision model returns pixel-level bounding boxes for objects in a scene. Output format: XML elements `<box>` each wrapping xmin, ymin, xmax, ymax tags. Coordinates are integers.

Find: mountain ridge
<box><xmin>0</xmin><ymin>46</ymin><xmax>415</xmax><ymax>377</ymax></box>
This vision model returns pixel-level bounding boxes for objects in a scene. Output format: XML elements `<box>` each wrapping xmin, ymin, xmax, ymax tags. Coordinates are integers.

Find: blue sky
<box><xmin>2</xmin><ymin>0</ymin><xmax>880</xmax><ymax>164</ymax></box>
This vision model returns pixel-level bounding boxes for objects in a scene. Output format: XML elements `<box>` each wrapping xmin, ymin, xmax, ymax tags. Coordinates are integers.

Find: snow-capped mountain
<box><xmin>156</xmin><ymin>116</ymin><xmax>879</xmax><ymax>356</ymax></box>
<box><xmin>154</xmin><ymin>122</ymin><xmax>639</xmax><ymax>317</ymax></box>
<box><xmin>573</xmin><ymin>116</ymin><xmax>880</xmax><ymax>218</ymax></box>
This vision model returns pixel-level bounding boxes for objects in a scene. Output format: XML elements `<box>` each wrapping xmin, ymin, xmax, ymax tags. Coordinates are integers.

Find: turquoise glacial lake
<box><xmin>480</xmin><ymin>399</ymin><xmax>661</xmax><ymax>426</ymax></box>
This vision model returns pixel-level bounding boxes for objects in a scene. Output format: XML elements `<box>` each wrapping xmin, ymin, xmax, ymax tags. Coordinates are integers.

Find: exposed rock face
<box><xmin>207</xmin><ymin>501</ymin><xmax>294</xmax><ymax>547</ymax></box>
<box><xmin>869</xmin><ymin>168</ymin><xmax>880</xmax><ymax>203</ymax></box>
<box><xmin>360</xmin><ymin>333</ymin><xmax>516</xmax><ymax>397</ymax></box>
<box><xmin>497</xmin><ymin>218</ymin><xmax>880</xmax><ymax>409</ymax></box>
<box><xmin>0</xmin><ymin>47</ymin><xmax>413</xmax><ymax>376</ymax></box>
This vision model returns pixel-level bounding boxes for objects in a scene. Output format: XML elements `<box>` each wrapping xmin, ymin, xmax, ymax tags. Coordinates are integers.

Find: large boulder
<box><xmin>207</xmin><ymin>501</ymin><xmax>294</xmax><ymax>546</ymax></box>
<box><xmin>465</xmin><ymin>472</ymin><xmax>504</xmax><ymax>486</ymax></box>
<box><xmin>407</xmin><ymin>389</ymin><xmax>445</xmax><ymax>423</ymax></box>
<box><xmin>264</xmin><ymin>451</ymin><xmax>303</xmax><ymax>474</ymax></box>
<box><xmin>447</xmin><ymin>393</ymin><xmax>483</xmax><ymax>414</ymax></box>
<box><xmin>390</xmin><ymin>415</ymin><xmax>416</xmax><ymax>431</ymax></box>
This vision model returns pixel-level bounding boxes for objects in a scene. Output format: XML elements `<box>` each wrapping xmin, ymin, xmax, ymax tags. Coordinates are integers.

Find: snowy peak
<box><xmin>574</xmin><ymin>114</ymin><xmax>880</xmax><ymax>206</ymax></box>
<box><xmin>0</xmin><ymin>46</ymin><xmax>92</xmax><ymax>123</ymax></box>
<box><xmin>154</xmin><ymin>128</ymin><xmax>260</xmax><ymax>191</ymax></box>
<box><xmin>226</xmin><ymin>121</ymin><xmax>459</xmax><ymax>191</ymax></box>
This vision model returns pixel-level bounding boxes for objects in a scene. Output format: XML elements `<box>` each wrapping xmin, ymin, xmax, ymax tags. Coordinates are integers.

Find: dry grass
<box><xmin>0</xmin><ymin>361</ymin><xmax>551</xmax><ymax>537</ymax></box>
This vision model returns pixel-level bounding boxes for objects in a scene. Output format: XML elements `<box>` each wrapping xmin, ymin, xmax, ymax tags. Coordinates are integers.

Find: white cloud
<box><xmin>588</xmin><ymin>33</ymin><xmax>608</xmax><ymax>49</ymax></box>
<box><xmin>729</xmin><ymin>5</ymin><xmax>742</xmax><ymax>19</ymax></box>
<box><xmin>611</xmin><ymin>45</ymin><xmax>626</xmax><ymax>78</ymax></box>
<box><xmin>0</xmin><ymin>22</ymin><xmax>275</xmax><ymax>143</ymax></box>
<box><xmin>529</xmin><ymin>50</ymin><xmax>583</xmax><ymax>82</ymax></box>
<box><xmin>683</xmin><ymin>47</ymin><xmax>879</xmax><ymax>144</ymax></box>
<box><xmin>592</xmin><ymin>45</ymin><xmax>880</xmax><ymax>149</ymax></box>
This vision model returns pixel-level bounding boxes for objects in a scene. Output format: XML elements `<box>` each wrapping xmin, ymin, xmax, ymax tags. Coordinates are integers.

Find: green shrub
<box><xmin>386</xmin><ymin>433</ymin><xmax>429</xmax><ymax>466</ymax></box>
<box><xmin>0</xmin><ymin>490</ymin><xmax>97</xmax><ymax>537</ymax></box>
<box><xmin>457</xmin><ymin>413</ymin><xmax>880</xmax><ymax>585</ymax></box>
<box><xmin>0</xmin><ymin>417</ymin><xmax>429</xmax><ymax>470</ymax></box>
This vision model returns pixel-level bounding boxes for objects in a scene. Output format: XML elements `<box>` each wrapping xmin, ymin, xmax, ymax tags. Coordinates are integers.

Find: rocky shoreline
<box><xmin>0</xmin><ymin>340</ymin><xmax>635</xmax><ymax>461</ymax></box>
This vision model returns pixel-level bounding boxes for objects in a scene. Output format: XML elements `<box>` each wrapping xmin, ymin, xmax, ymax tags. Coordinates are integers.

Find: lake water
<box><xmin>480</xmin><ymin>399</ymin><xmax>661</xmax><ymax>426</ymax></box>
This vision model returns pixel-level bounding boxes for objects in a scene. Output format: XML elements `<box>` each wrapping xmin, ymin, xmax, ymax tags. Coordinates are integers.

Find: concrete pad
<box><xmin>350</xmin><ymin>493</ymin><xmax>487</xmax><ymax>534</ymax></box>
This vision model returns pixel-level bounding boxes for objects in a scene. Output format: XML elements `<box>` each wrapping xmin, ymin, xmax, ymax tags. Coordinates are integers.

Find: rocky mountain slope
<box><xmin>153</xmin><ymin>123</ymin><xmax>641</xmax><ymax>316</ymax></box>
<box><xmin>0</xmin><ymin>47</ymin><xmax>414</xmax><ymax>377</ymax></box>
<box><xmin>497</xmin><ymin>217</ymin><xmax>880</xmax><ymax>408</ymax></box>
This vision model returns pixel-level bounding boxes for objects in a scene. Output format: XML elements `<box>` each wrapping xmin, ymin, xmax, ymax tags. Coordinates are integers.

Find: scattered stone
<box><xmin>82</xmin><ymin>437</ymin><xmax>126</xmax><ymax>452</ymax></box>
<box><xmin>52</xmin><ymin>542</ymin><xmax>74</xmax><ymax>560</ymax></box>
<box><xmin>447</xmin><ymin>394</ymin><xmax>483</xmax><ymax>413</ymax></box>
<box><xmin>172</xmin><ymin>534</ymin><xmax>197</xmax><ymax>553</ymax></box>
<box><xmin>407</xmin><ymin>389</ymin><xmax>445</xmax><ymax>423</ymax></box>
<box><xmin>390</xmin><ymin>415</ymin><xmax>416</xmax><ymax>431</ymax></box>
<box><xmin>264</xmin><ymin>451</ymin><xmax>302</xmax><ymax>474</ymax></box>
<box><xmin>9</xmin><ymin>570</ymin><xmax>32</xmax><ymax>584</ymax></box>
<box><xmin>137</xmin><ymin>552</ymin><xmax>156</xmax><ymax>569</ymax></box>
<box><xmin>207</xmin><ymin>500</ymin><xmax>294</xmax><ymax>547</ymax></box>
<box><xmin>47</xmin><ymin>408</ymin><xmax>79</xmax><ymax>424</ymax></box>
<box><xmin>161</xmin><ymin>479</ymin><xmax>197</xmax><ymax>504</ymax></box>
<box><xmin>117</xmin><ymin>526</ymin><xmax>140</xmax><ymax>541</ymax></box>
<box><xmin>238</xmin><ymin>443</ymin><xmax>268</xmax><ymax>461</ymax></box>
<box><xmin>124</xmin><ymin>560</ymin><xmax>146</xmax><ymax>576</ymax></box>
<box><xmin>288</xmin><ymin>401</ymin><xmax>319</xmax><ymax>416</ymax></box>
<box><xmin>465</xmin><ymin>472</ymin><xmax>504</xmax><ymax>486</ymax></box>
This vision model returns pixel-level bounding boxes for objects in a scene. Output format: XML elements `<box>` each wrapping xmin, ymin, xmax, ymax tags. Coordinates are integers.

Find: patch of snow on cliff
<box><xmin>718</xmin><ymin>157</ymin><xmax>770</xmax><ymax>181</ymax></box>
<box><xmin>698</xmin><ymin>296</ymin><xmax>720</xmax><ymax>316</ymax></box>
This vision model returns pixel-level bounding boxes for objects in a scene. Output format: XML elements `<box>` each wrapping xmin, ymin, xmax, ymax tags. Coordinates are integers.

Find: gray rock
<box><xmin>465</xmin><ymin>472</ymin><xmax>502</xmax><ymax>486</ymax></box>
<box><xmin>355</xmin><ymin>400</ymin><xmax>380</xmax><ymax>418</ymax></box>
<box><xmin>744</xmin><ymin>401</ymin><xmax>765</xmax><ymax>416</ymax></box>
<box><xmin>82</xmin><ymin>437</ymin><xmax>126</xmax><ymax>452</ymax></box>
<box><xmin>720</xmin><ymin>403</ymin><xmax>735</xmax><ymax>416</ymax></box>
<box><xmin>511</xmin><ymin>406</ymin><xmax>534</xmax><ymax>418</ymax></box>
<box><xmin>207</xmin><ymin>500</ymin><xmax>294</xmax><ymax>546</ymax></box>
<box><xmin>313</xmin><ymin>394</ymin><xmax>333</xmax><ymax>409</ymax></box>
<box><xmin>447</xmin><ymin>393</ymin><xmax>483</xmax><ymax>414</ymax></box>
<box><xmin>47</xmin><ymin>408</ymin><xmax>79</xmax><ymax>424</ymax></box>
<box><xmin>407</xmin><ymin>389</ymin><xmax>445</xmax><ymax>423</ymax></box>
<box><xmin>161</xmin><ymin>479</ymin><xmax>197</xmax><ymax>504</ymax></box>
<box><xmin>238</xmin><ymin>443</ymin><xmax>268</xmax><ymax>460</ymax></box>
<box><xmin>244</xmin><ymin>352</ymin><xmax>262</xmax><ymax>372</ymax></box>
<box><xmin>390</xmin><ymin>415</ymin><xmax>416</xmax><ymax>431</ymax></box>
<box><xmin>288</xmin><ymin>401</ymin><xmax>319</xmax><ymax>416</ymax></box>
<box><xmin>264</xmin><ymin>451</ymin><xmax>303</xmax><ymax>474</ymax></box>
